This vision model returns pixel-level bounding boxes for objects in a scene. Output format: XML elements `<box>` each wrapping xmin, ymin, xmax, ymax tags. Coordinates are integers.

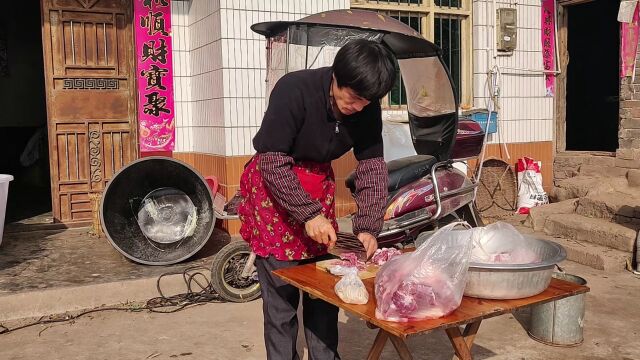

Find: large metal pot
<box><xmin>464</xmin><ymin>236</ymin><xmax>567</xmax><ymax>299</ymax></box>
<box><xmin>100</xmin><ymin>157</ymin><xmax>215</xmax><ymax>265</ymax></box>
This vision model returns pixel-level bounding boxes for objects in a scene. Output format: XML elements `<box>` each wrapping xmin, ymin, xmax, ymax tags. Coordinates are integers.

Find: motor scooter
<box><xmin>208</xmin><ymin>9</ymin><xmax>486</xmax><ymax>302</ymax></box>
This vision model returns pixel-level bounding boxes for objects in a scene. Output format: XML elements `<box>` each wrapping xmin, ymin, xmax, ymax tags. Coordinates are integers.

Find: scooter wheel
<box><xmin>210</xmin><ymin>241</ymin><xmax>261</xmax><ymax>303</ymax></box>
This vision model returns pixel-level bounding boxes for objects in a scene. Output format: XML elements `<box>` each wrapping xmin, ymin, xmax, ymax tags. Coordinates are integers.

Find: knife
<box><xmin>328</xmin><ymin>232</ymin><xmax>368</xmax><ymax>261</ymax></box>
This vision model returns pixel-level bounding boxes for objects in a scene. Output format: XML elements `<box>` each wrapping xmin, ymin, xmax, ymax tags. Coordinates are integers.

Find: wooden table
<box><xmin>273</xmin><ymin>264</ymin><xmax>590</xmax><ymax>360</ymax></box>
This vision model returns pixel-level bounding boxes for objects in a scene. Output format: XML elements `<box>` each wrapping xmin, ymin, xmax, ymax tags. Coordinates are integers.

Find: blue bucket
<box><xmin>467</xmin><ymin>110</ymin><xmax>498</xmax><ymax>134</ymax></box>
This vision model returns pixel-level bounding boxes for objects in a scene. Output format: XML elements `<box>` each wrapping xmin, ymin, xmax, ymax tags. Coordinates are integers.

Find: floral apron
<box><xmin>238</xmin><ymin>155</ymin><xmax>338</xmax><ymax>261</ymax></box>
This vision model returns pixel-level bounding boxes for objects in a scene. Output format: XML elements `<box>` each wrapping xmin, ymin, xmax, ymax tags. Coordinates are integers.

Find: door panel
<box><xmin>41</xmin><ymin>0</ymin><xmax>138</xmax><ymax>224</ymax></box>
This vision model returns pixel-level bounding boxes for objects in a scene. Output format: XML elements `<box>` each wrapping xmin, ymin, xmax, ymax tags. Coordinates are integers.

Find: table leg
<box><xmin>461</xmin><ymin>320</ymin><xmax>481</xmax><ymax>348</ymax></box>
<box><xmin>388</xmin><ymin>333</ymin><xmax>414</xmax><ymax>360</ymax></box>
<box><xmin>446</xmin><ymin>320</ymin><xmax>482</xmax><ymax>360</ymax></box>
<box><xmin>366</xmin><ymin>329</ymin><xmax>389</xmax><ymax>360</ymax></box>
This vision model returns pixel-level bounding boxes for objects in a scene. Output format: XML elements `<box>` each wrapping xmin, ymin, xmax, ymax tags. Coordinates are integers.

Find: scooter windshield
<box><xmin>398</xmin><ymin>57</ymin><xmax>456</xmax><ymax>117</ymax></box>
<box><xmin>266</xmin><ymin>25</ymin><xmax>383</xmax><ymax>97</ymax></box>
<box><xmin>258</xmin><ymin>14</ymin><xmax>459</xmax><ymax>160</ymax></box>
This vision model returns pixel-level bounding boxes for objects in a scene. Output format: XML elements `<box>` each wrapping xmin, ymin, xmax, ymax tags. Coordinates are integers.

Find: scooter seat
<box><xmin>345</xmin><ymin>155</ymin><xmax>437</xmax><ymax>194</ymax></box>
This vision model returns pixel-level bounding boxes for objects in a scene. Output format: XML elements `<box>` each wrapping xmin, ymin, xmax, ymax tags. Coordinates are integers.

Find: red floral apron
<box><xmin>238</xmin><ymin>155</ymin><xmax>337</xmax><ymax>261</ymax></box>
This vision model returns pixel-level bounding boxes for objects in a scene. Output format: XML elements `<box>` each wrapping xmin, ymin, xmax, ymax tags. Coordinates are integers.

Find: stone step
<box><xmin>513</xmin><ymin>225</ymin><xmax>631</xmax><ymax>272</ymax></box>
<box><xmin>576</xmin><ymin>192</ymin><xmax>640</xmax><ymax>226</ymax></box>
<box><xmin>553</xmin><ymin>153</ymin><xmax>617</xmax><ymax>181</ymax></box>
<box><xmin>627</xmin><ymin>169</ymin><xmax>640</xmax><ymax>187</ymax></box>
<box><xmin>551</xmin><ymin>176</ymin><xmax>628</xmax><ymax>202</ymax></box>
<box><xmin>578</xmin><ymin>164</ymin><xmax>628</xmax><ymax>178</ymax></box>
<box><xmin>524</xmin><ymin>199</ymin><xmax>577</xmax><ymax>232</ymax></box>
<box><xmin>543</xmin><ymin>213</ymin><xmax>637</xmax><ymax>252</ymax></box>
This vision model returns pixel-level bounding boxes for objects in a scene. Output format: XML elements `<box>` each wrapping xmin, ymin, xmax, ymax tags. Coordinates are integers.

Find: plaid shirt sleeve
<box><xmin>352</xmin><ymin>157</ymin><xmax>388</xmax><ymax>237</ymax></box>
<box><xmin>259</xmin><ymin>152</ymin><xmax>323</xmax><ymax>224</ymax></box>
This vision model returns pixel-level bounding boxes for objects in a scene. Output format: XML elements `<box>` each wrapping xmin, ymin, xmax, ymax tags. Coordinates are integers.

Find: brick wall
<box><xmin>615</xmin><ymin>24</ymin><xmax>640</xmax><ymax>172</ymax></box>
<box><xmin>618</xmin><ymin>73</ymin><xmax>640</xmax><ymax>166</ymax></box>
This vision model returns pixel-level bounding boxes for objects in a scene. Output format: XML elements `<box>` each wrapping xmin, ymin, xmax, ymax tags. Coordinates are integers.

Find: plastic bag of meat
<box><xmin>470</xmin><ymin>222</ymin><xmax>540</xmax><ymax>264</ymax></box>
<box><xmin>374</xmin><ymin>222</ymin><xmax>475</xmax><ymax>322</ymax></box>
<box><xmin>334</xmin><ymin>267</ymin><xmax>369</xmax><ymax>304</ymax></box>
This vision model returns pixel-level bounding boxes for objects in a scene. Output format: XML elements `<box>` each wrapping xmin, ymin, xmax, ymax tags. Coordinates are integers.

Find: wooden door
<box><xmin>41</xmin><ymin>0</ymin><xmax>138</xmax><ymax>224</ymax></box>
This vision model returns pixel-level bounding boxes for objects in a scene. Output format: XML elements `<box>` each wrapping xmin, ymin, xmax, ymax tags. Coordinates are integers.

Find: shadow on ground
<box><xmin>336</xmin><ymin>311</ymin><xmax>497</xmax><ymax>359</ymax></box>
<box><xmin>0</xmin><ymin>226</ymin><xmax>234</xmax><ymax>293</ymax></box>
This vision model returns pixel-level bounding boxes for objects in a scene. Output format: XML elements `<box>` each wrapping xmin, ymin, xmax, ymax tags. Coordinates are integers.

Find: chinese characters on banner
<box><xmin>541</xmin><ymin>0</ymin><xmax>556</xmax><ymax>97</ymax></box>
<box><xmin>621</xmin><ymin>4</ymin><xmax>640</xmax><ymax>78</ymax></box>
<box><xmin>134</xmin><ymin>0</ymin><xmax>175</xmax><ymax>152</ymax></box>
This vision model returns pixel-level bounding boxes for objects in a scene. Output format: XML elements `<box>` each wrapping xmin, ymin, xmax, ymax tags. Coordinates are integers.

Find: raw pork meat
<box><xmin>375</xmin><ymin>267</ymin><xmax>459</xmax><ymax>322</ymax></box>
<box><xmin>327</xmin><ymin>252</ymin><xmax>366</xmax><ymax>276</ymax></box>
<box><xmin>487</xmin><ymin>249</ymin><xmax>540</xmax><ymax>264</ymax></box>
<box><xmin>337</xmin><ymin>252</ymin><xmax>366</xmax><ymax>269</ymax></box>
<box><xmin>370</xmin><ymin>247</ymin><xmax>402</xmax><ymax>266</ymax></box>
<box><xmin>374</xmin><ymin>222</ymin><xmax>475</xmax><ymax>322</ymax></box>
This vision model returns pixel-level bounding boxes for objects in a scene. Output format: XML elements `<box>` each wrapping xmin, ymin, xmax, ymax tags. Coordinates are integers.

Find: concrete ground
<box><xmin>0</xmin><ymin>226</ymin><xmax>235</xmax><ymax>320</ymax></box>
<box><xmin>0</xmin><ymin>227</ymin><xmax>231</xmax><ymax>294</ymax></box>
<box><xmin>0</xmin><ymin>223</ymin><xmax>639</xmax><ymax>359</ymax></box>
<box><xmin>0</xmin><ymin>253</ymin><xmax>639</xmax><ymax>359</ymax></box>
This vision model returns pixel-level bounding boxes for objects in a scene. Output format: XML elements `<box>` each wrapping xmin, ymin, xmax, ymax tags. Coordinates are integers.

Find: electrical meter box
<box><xmin>497</xmin><ymin>8</ymin><xmax>517</xmax><ymax>52</ymax></box>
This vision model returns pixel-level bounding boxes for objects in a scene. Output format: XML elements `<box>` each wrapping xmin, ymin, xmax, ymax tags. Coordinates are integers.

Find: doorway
<box><xmin>40</xmin><ymin>0</ymin><xmax>139</xmax><ymax>224</ymax></box>
<box><xmin>565</xmin><ymin>0</ymin><xmax>619</xmax><ymax>152</ymax></box>
<box><xmin>0</xmin><ymin>2</ymin><xmax>51</xmax><ymax>223</ymax></box>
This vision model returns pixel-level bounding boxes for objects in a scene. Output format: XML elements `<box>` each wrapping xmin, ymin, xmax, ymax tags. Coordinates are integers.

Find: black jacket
<box><xmin>253</xmin><ymin>67</ymin><xmax>384</xmax><ymax>163</ymax></box>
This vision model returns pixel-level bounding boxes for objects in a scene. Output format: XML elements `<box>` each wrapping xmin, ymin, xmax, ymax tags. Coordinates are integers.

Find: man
<box><xmin>238</xmin><ymin>39</ymin><xmax>396</xmax><ymax>359</ymax></box>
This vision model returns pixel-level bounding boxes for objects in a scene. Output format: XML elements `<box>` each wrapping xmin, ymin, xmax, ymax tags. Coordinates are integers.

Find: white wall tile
<box><xmin>175</xmin><ymin>0</ymin><xmax>349</xmax><ymax>156</ymax></box>
<box><xmin>224</xmin><ymin>127</ymin><xmax>233</xmax><ymax>156</ymax></box>
<box><xmin>223</xmin><ymin>97</ymin><xmax>232</xmax><ymax>127</ymax></box>
<box><xmin>473</xmin><ymin>0</ymin><xmax>553</xmax><ymax>144</ymax></box>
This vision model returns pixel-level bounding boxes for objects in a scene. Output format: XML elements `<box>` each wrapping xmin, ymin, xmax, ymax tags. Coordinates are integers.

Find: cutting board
<box><xmin>315</xmin><ymin>259</ymin><xmax>380</xmax><ymax>279</ymax></box>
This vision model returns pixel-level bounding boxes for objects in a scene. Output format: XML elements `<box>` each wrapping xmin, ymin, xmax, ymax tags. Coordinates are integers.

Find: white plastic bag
<box><xmin>374</xmin><ymin>222</ymin><xmax>475</xmax><ymax>322</ymax></box>
<box><xmin>334</xmin><ymin>267</ymin><xmax>369</xmax><ymax>305</ymax></box>
<box><xmin>516</xmin><ymin>157</ymin><xmax>549</xmax><ymax>214</ymax></box>
<box><xmin>328</xmin><ymin>264</ymin><xmax>355</xmax><ymax>276</ymax></box>
<box><xmin>382</xmin><ymin>121</ymin><xmax>417</xmax><ymax>161</ymax></box>
<box><xmin>471</xmin><ymin>222</ymin><xmax>541</xmax><ymax>264</ymax></box>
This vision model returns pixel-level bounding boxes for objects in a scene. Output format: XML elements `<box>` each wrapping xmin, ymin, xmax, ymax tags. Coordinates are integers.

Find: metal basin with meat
<box><xmin>464</xmin><ymin>236</ymin><xmax>567</xmax><ymax>299</ymax></box>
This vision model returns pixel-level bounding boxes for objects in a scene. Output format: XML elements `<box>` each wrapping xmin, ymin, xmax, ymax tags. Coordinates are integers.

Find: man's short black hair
<box><xmin>332</xmin><ymin>39</ymin><xmax>396</xmax><ymax>101</ymax></box>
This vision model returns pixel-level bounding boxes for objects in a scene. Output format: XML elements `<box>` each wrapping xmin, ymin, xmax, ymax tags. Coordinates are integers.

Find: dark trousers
<box><xmin>255</xmin><ymin>255</ymin><xmax>340</xmax><ymax>360</ymax></box>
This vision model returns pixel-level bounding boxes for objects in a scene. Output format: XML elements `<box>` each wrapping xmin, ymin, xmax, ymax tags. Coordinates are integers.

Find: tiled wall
<box><xmin>173</xmin><ymin>0</ymin><xmax>554</xmax><ymax>152</ymax></box>
<box><xmin>171</xmin><ymin>0</ymin><xmax>350</xmax><ymax>156</ymax></box>
<box><xmin>219</xmin><ymin>0</ymin><xmax>350</xmax><ymax>156</ymax></box>
<box><xmin>190</xmin><ymin>0</ymin><xmax>226</xmax><ymax>155</ymax></box>
<box><xmin>170</xmin><ymin>0</ymin><xmax>352</xmax><ymax>234</ymax></box>
<box><xmin>472</xmin><ymin>0</ymin><xmax>554</xmax><ymax>145</ymax></box>
<box><xmin>170</xmin><ymin>0</ymin><xmax>193</xmax><ymax>153</ymax></box>
<box><xmin>170</xmin><ymin>0</ymin><xmax>226</xmax><ymax>155</ymax></box>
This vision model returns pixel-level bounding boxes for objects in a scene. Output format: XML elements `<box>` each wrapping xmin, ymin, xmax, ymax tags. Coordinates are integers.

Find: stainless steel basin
<box><xmin>464</xmin><ymin>235</ymin><xmax>567</xmax><ymax>299</ymax></box>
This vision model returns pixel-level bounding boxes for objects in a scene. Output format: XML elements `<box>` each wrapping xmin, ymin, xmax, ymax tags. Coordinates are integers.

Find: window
<box><xmin>435</xmin><ymin>16</ymin><xmax>462</xmax><ymax>100</ymax></box>
<box><xmin>382</xmin><ymin>11</ymin><xmax>423</xmax><ymax>106</ymax></box>
<box><xmin>351</xmin><ymin>0</ymin><xmax>472</xmax><ymax>108</ymax></box>
<box><xmin>434</xmin><ymin>0</ymin><xmax>461</xmax><ymax>7</ymax></box>
<box><xmin>363</xmin><ymin>0</ymin><xmax>421</xmax><ymax>4</ymax></box>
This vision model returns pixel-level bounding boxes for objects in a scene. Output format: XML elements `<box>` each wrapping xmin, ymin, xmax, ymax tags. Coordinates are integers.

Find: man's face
<box><xmin>332</xmin><ymin>75</ymin><xmax>370</xmax><ymax>116</ymax></box>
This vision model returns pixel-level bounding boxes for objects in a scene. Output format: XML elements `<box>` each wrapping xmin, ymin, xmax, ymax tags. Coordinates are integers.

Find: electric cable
<box><xmin>0</xmin><ymin>265</ymin><xmax>224</xmax><ymax>335</ymax></box>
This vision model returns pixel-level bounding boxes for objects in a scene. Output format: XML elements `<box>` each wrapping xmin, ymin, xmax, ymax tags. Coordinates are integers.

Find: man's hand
<box><xmin>357</xmin><ymin>232</ymin><xmax>378</xmax><ymax>260</ymax></box>
<box><xmin>305</xmin><ymin>215</ymin><xmax>337</xmax><ymax>249</ymax></box>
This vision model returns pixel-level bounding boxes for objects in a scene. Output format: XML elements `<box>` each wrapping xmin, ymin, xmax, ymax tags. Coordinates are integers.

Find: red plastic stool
<box><xmin>205</xmin><ymin>176</ymin><xmax>219</xmax><ymax>195</ymax></box>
